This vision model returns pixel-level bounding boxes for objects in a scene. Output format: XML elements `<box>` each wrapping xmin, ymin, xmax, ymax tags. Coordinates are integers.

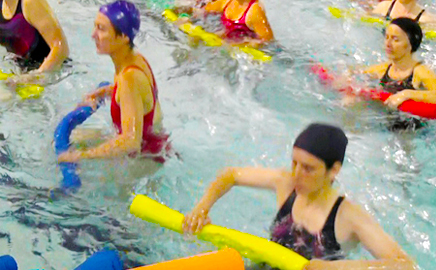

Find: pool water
<box><xmin>1</xmin><ymin>0</ymin><xmax>436</xmax><ymax>269</ymax></box>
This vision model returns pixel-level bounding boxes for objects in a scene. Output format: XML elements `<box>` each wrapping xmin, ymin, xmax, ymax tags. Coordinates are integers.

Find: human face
<box><xmin>291</xmin><ymin>147</ymin><xmax>332</xmax><ymax>195</ymax></box>
<box><xmin>384</xmin><ymin>24</ymin><xmax>412</xmax><ymax>60</ymax></box>
<box><xmin>92</xmin><ymin>12</ymin><xmax>126</xmax><ymax>54</ymax></box>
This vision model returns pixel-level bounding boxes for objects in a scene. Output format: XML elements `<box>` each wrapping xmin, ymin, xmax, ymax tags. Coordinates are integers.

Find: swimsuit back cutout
<box><xmin>110</xmin><ymin>57</ymin><xmax>169</xmax><ymax>159</ymax></box>
<box><xmin>271</xmin><ymin>191</ymin><xmax>345</xmax><ymax>260</ymax></box>
<box><xmin>0</xmin><ymin>0</ymin><xmax>50</xmax><ymax>60</ymax></box>
<box><xmin>385</xmin><ymin>0</ymin><xmax>425</xmax><ymax>22</ymax></box>
<box><xmin>380</xmin><ymin>63</ymin><xmax>420</xmax><ymax>94</ymax></box>
<box><xmin>221</xmin><ymin>0</ymin><xmax>258</xmax><ymax>40</ymax></box>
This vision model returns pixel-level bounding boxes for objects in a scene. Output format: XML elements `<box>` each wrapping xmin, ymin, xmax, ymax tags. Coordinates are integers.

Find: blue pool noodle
<box><xmin>0</xmin><ymin>255</ymin><xmax>18</xmax><ymax>270</ymax></box>
<box><xmin>54</xmin><ymin>81</ymin><xmax>110</xmax><ymax>193</ymax></box>
<box><xmin>74</xmin><ymin>250</ymin><xmax>123</xmax><ymax>270</ymax></box>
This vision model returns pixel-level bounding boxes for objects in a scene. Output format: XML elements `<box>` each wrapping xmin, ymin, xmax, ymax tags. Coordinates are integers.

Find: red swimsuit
<box><xmin>110</xmin><ymin>58</ymin><xmax>170</xmax><ymax>163</ymax></box>
<box><xmin>221</xmin><ymin>0</ymin><xmax>258</xmax><ymax>40</ymax></box>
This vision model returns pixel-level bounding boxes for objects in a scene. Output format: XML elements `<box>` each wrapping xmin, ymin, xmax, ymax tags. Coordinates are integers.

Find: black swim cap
<box><xmin>293</xmin><ymin>123</ymin><xmax>348</xmax><ymax>169</ymax></box>
<box><xmin>390</xmin><ymin>17</ymin><xmax>423</xmax><ymax>52</ymax></box>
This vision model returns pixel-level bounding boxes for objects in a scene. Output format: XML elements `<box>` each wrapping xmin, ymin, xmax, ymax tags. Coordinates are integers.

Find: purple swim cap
<box><xmin>99</xmin><ymin>0</ymin><xmax>140</xmax><ymax>42</ymax></box>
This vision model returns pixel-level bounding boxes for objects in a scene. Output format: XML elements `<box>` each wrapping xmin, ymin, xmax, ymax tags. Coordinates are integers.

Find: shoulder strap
<box><xmin>322</xmin><ymin>196</ymin><xmax>344</xmax><ymax>245</ymax></box>
<box><xmin>382</xmin><ymin>64</ymin><xmax>392</xmax><ymax>79</ymax></box>
<box><xmin>17</xmin><ymin>0</ymin><xmax>23</xmax><ymax>13</ymax></box>
<box><xmin>243</xmin><ymin>0</ymin><xmax>257</xmax><ymax>16</ymax></box>
<box><xmin>385</xmin><ymin>0</ymin><xmax>397</xmax><ymax>20</ymax></box>
<box><xmin>274</xmin><ymin>191</ymin><xmax>297</xmax><ymax>223</ymax></box>
<box><xmin>415</xmin><ymin>9</ymin><xmax>425</xmax><ymax>22</ymax></box>
<box><xmin>120</xmin><ymin>62</ymin><xmax>157</xmax><ymax>109</ymax></box>
<box><xmin>223</xmin><ymin>0</ymin><xmax>232</xmax><ymax>12</ymax></box>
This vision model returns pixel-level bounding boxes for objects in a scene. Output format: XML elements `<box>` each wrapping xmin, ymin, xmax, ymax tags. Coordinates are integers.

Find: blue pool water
<box><xmin>1</xmin><ymin>0</ymin><xmax>436</xmax><ymax>269</ymax></box>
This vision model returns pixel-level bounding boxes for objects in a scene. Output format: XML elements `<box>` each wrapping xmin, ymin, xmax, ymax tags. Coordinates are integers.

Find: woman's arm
<box><xmin>246</xmin><ymin>3</ymin><xmax>274</xmax><ymax>42</ymax></box>
<box><xmin>183</xmin><ymin>167</ymin><xmax>291</xmax><ymax>233</ymax></box>
<box><xmin>363</xmin><ymin>62</ymin><xmax>389</xmax><ymax>79</ymax></box>
<box><xmin>58</xmin><ymin>69</ymin><xmax>150</xmax><ymax>161</ymax></box>
<box><xmin>304</xmin><ymin>201</ymin><xmax>416</xmax><ymax>270</ymax></box>
<box><xmin>22</xmin><ymin>0</ymin><xmax>69</xmax><ymax>72</ymax></box>
<box><xmin>204</xmin><ymin>0</ymin><xmax>229</xmax><ymax>13</ymax></box>
<box><xmin>385</xmin><ymin>65</ymin><xmax>436</xmax><ymax>107</ymax></box>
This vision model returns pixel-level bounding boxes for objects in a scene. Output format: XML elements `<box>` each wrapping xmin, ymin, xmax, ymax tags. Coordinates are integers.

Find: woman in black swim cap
<box><xmin>182</xmin><ymin>123</ymin><xmax>415</xmax><ymax>269</ymax></box>
<box><xmin>364</xmin><ymin>18</ymin><xmax>436</xmax><ymax>110</ymax></box>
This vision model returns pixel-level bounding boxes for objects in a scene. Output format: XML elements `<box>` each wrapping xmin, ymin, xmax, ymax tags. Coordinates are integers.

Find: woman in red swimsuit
<box><xmin>58</xmin><ymin>1</ymin><xmax>170</xmax><ymax>166</ymax></box>
<box><xmin>202</xmin><ymin>0</ymin><xmax>274</xmax><ymax>44</ymax></box>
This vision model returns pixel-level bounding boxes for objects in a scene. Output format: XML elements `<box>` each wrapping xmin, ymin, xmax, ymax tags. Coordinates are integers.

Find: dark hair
<box><xmin>390</xmin><ymin>17</ymin><xmax>423</xmax><ymax>52</ymax></box>
<box><xmin>113</xmin><ymin>24</ymin><xmax>135</xmax><ymax>49</ymax></box>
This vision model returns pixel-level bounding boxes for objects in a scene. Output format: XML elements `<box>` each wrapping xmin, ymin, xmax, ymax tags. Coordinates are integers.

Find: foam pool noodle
<box><xmin>130</xmin><ymin>195</ymin><xmax>309</xmax><ymax>270</ymax></box>
<box><xmin>54</xmin><ymin>81</ymin><xmax>110</xmax><ymax>194</ymax></box>
<box><xmin>0</xmin><ymin>255</ymin><xmax>18</xmax><ymax>270</ymax></box>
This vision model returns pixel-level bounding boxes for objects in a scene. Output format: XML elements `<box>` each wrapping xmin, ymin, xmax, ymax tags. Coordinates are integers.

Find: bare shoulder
<box><xmin>364</xmin><ymin>62</ymin><xmax>389</xmax><ymax>78</ymax></box>
<box><xmin>372</xmin><ymin>1</ymin><xmax>392</xmax><ymax>15</ymax></box>
<box><xmin>415</xmin><ymin>63</ymin><xmax>435</xmax><ymax>75</ymax></box>
<box><xmin>22</xmin><ymin>0</ymin><xmax>50</xmax><ymax>11</ymax></box>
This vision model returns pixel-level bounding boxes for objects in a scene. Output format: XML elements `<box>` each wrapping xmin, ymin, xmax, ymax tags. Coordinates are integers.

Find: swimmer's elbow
<box><xmin>57</xmin><ymin>38</ymin><xmax>70</xmax><ymax>59</ymax></box>
<box><xmin>217</xmin><ymin>167</ymin><xmax>237</xmax><ymax>186</ymax></box>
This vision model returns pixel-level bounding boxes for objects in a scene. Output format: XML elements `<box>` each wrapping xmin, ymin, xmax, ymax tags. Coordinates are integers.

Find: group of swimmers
<box><xmin>0</xmin><ymin>0</ymin><xmax>433</xmax><ymax>269</ymax></box>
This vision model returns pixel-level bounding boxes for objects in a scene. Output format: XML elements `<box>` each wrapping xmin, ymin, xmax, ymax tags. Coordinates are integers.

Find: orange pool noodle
<box><xmin>130</xmin><ymin>248</ymin><xmax>244</xmax><ymax>270</ymax></box>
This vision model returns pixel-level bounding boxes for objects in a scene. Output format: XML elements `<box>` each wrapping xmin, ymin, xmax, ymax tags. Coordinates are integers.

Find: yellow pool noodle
<box><xmin>0</xmin><ymin>71</ymin><xmax>44</xmax><ymax>99</ymax></box>
<box><xmin>328</xmin><ymin>6</ymin><xmax>436</xmax><ymax>39</ymax></box>
<box><xmin>130</xmin><ymin>194</ymin><xmax>309</xmax><ymax>270</ymax></box>
<box><xmin>162</xmin><ymin>9</ymin><xmax>272</xmax><ymax>62</ymax></box>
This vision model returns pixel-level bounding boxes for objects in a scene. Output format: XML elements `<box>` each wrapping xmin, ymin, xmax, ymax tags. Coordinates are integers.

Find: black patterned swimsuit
<box><xmin>270</xmin><ymin>191</ymin><xmax>345</xmax><ymax>260</ymax></box>
<box><xmin>379</xmin><ymin>64</ymin><xmax>427</xmax><ymax>131</ymax></box>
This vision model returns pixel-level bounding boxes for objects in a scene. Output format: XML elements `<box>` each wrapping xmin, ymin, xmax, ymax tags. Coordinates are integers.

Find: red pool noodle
<box><xmin>310</xmin><ymin>65</ymin><xmax>436</xmax><ymax>119</ymax></box>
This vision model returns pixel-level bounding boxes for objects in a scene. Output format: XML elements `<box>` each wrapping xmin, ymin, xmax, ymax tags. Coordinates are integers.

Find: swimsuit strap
<box><xmin>415</xmin><ymin>9</ymin><xmax>425</xmax><ymax>22</ymax></box>
<box><xmin>241</xmin><ymin>0</ymin><xmax>257</xmax><ymax>20</ymax></box>
<box><xmin>385</xmin><ymin>62</ymin><xmax>421</xmax><ymax>81</ymax></box>
<box><xmin>274</xmin><ymin>191</ymin><xmax>297</xmax><ymax>223</ymax></box>
<box><xmin>381</xmin><ymin>64</ymin><xmax>393</xmax><ymax>81</ymax></box>
<box><xmin>385</xmin><ymin>0</ymin><xmax>397</xmax><ymax>20</ymax></box>
<box><xmin>115</xmin><ymin>57</ymin><xmax>158</xmax><ymax>110</ymax></box>
<box><xmin>223</xmin><ymin>0</ymin><xmax>257</xmax><ymax>21</ymax></box>
<box><xmin>321</xmin><ymin>196</ymin><xmax>344</xmax><ymax>243</ymax></box>
<box><xmin>223</xmin><ymin>0</ymin><xmax>232</xmax><ymax>13</ymax></box>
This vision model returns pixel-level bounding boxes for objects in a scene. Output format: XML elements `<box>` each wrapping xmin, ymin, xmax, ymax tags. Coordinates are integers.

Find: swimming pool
<box><xmin>0</xmin><ymin>0</ymin><xmax>435</xmax><ymax>269</ymax></box>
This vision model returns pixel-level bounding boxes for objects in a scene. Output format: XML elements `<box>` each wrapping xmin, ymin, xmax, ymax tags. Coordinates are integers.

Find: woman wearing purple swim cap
<box><xmin>58</xmin><ymin>1</ymin><xmax>172</xmax><ymax>168</ymax></box>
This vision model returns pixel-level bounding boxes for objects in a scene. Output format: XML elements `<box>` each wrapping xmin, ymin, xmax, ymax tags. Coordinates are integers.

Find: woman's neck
<box><xmin>110</xmin><ymin>45</ymin><xmax>135</xmax><ymax>74</ymax></box>
<box><xmin>398</xmin><ymin>0</ymin><xmax>418</xmax><ymax>12</ymax></box>
<box><xmin>392</xmin><ymin>53</ymin><xmax>416</xmax><ymax>70</ymax></box>
<box><xmin>299</xmin><ymin>185</ymin><xmax>337</xmax><ymax>206</ymax></box>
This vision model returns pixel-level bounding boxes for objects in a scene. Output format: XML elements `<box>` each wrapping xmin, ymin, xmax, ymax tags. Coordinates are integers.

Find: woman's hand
<box><xmin>77</xmin><ymin>96</ymin><xmax>100</xmax><ymax>111</ymax></box>
<box><xmin>58</xmin><ymin>150</ymin><xmax>83</xmax><ymax>163</ymax></box>
<box><xmin>5</xmin><ymin>71</ymin><xmax>44</xmax><ymax>87</ymax></box>
<box><xmin>384</xmin><ymin>90</ymin><xmax>414</xmax><ymax>109</ymax></box>
<box><xmin>182</xmin><ymin>206</ymin><xmax>211</xmax><ymax>234</ymax></box>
